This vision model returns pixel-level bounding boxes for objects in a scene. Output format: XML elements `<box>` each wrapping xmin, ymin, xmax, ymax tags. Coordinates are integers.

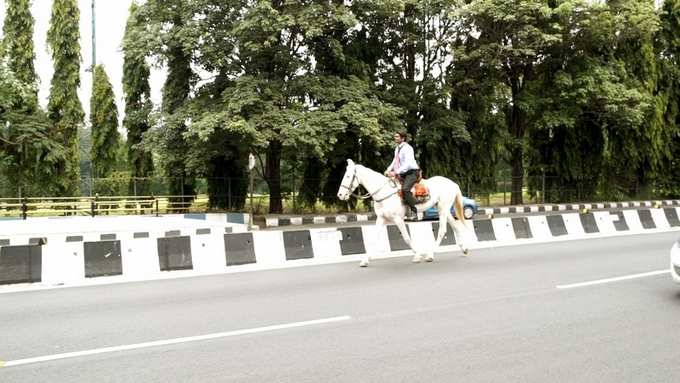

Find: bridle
<box><xmin>339</xmin><ymin>166</ymin><xmax>397</xmax><ymax>202</ymax></box>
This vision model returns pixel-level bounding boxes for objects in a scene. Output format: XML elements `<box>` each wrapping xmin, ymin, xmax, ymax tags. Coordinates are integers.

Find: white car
<box><xmin>671</xmin><ymin>240</ymin><xmax>680</xmax><ymax>283</ymax></box>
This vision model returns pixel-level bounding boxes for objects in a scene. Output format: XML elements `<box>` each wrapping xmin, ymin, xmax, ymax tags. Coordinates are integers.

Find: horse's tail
<box><xmin>453</xmin><ymin>188</ymin><xmax>466</xmax><ymax>225</ymax></box>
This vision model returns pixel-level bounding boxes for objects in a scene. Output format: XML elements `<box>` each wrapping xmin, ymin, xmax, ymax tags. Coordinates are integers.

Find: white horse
<box><xmin>337</xmin><ymin>159</ymin><xmax>470</xmax><ymax>267</ymax></box>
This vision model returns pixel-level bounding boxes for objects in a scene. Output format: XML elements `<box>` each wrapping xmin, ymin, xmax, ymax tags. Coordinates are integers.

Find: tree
<box><xmin>0</xmin><ymin>62</ymin><xmax>65</xmax><ymax>197</ymax></box>
<box><xmin>47</xmin><ymin>0</ymin><xmax>84</xmax><ymax>196</ymax></box>
<box><xmin>133</xmin><ymin>0</ymin><xmax>198</xmax><ymax>208</ymax></box>
<box><xmin>656</xmin><ymin>0</ymin><xmax>680</xmax><ymax>197</ymax></box>
<box><xmin>2</xmin><ymin>0</ymin><xmax>37</xmax><ymax>103</ymax></box>
<box><xmin>122</xmin><ymin>2</ymin><xmax>153</xmax><ymax>195</ymax></box>
<box><xmin>90</xmin><ymin>65</ymin><xmax>120</xmax><ymax>179</ymax></box>
<box><xmin>455</xmin><ymin>0</ymin><xmax>561</xmax><ymax>204</ymax></box>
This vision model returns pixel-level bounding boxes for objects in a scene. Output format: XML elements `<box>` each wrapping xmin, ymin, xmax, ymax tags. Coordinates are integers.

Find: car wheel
<box><xmin>463</xmin><ymin>206</ymin><xmax>474</xmax><ymax>219</ymax></box>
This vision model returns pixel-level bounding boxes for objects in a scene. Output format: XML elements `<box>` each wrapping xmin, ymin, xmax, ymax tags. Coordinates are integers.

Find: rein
<box><xmin>339</xmin><ymin>168</ymin><xmax>398</xmax><ymax>202</ymax></box>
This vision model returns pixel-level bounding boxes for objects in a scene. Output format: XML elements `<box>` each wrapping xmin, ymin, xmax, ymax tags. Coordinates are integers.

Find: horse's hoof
<box><xmin>461</xmin><ymin>248</ymin><xmax>470</xmax><ymax>257</ymax></box>
<box><xmin>359</xmin><ymin>261</ymin><xmax>369</xmax><ymax>267</ymax></box>
<box><xmin>424</xmin><ymin>254</ymin><xmax>434</xmax><ymax>263</ymax></box>
<box><xmin>412</xmin><ymin>255</ymin><xmax>423</xmax><ymax>263</ymax></box>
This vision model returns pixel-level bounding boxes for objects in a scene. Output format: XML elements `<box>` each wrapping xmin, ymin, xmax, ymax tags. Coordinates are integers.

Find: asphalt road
<box><xmin>2</xmin><ymin>232</ymin><xmax>680</xmax><ymax>382</ymax></box>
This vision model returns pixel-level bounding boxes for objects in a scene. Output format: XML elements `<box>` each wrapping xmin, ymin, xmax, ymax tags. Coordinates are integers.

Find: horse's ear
<box><xmin>347</xmin><ymin>159</ymin><xmax>355</xmax><ymax>165</ymax></box>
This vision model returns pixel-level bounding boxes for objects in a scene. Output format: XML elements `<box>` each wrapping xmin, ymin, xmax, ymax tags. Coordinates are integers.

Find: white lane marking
<box><xmin>556</xmin><ymin>270</ymin><xmax>670</xmax><ymax>289</ymax></box>
<box><xmin>0</xmin><ymin>315</ymin><xmax>351</xmax><ymax>368</ymax></box>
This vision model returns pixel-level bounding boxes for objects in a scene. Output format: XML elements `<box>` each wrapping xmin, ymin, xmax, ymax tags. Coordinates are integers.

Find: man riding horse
<box><xmin>384</xmin><ymin>131</ymin><xmax>420</xmax><ymax>220</ymax></box>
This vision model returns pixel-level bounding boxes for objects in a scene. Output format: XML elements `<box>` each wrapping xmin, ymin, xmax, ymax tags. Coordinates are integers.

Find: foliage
<box><xmin>90</xmin><ymin>65</ymin><xmax>120</xmax><ymax>178</ymax></box>
<box><xmin>47</xmin><ymin>0</ymin><xmax>84</xmax><ymax>196</ymax></box>
<box><xmin>122</xmin><ymin>1</ymin><xmax>153</xmax><ymax>194</ymax></box>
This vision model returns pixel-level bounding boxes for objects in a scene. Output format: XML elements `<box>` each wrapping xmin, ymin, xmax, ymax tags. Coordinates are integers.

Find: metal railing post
<box><xmin>155</xmin><ymin>196</ymin><xmax>159</xmax><ymax>217</ymax></box>
<box><xmin>91</xmin><ymin>194</ymin><xmax>98</xmax><ymax>217</ymax></box>
<box><xmin>21</xmin><ymin>197</ymin><xmax>28</xmax><ymax>220</ymax></box>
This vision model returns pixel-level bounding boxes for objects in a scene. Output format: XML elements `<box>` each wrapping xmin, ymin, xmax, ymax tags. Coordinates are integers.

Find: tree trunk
<box><xmin>508</xmin><ymin>74</ymin><xmax>526</xmax><ymax>205</ymax></box>
<box><xmin>510</xmin><ymin>147</ymin><xmax>523</xmax><ymax>205</ymax></box>
<box><xmin>266</xmin><ymin>141</ymin><xmax>283</xmax><ymax>214</ymax></box>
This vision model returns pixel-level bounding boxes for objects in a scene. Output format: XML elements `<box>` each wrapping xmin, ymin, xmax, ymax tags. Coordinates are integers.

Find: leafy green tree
<box><xmin>47</xmin><ymin>0</ymin><xmax>84</xmax><ymax>196</ymax></box>
<box><xmin>0</xmin><ymin>63</ymin><xmax>65</xmax><ymax>197</ymax></box>
<box><xmin>122</xmin><ymin>2</ymin><xmax>153</xmax><ymax>195</ymax></box>
<box><xmin>455</xmin><ymin>0</ymin><xmax>562</xmax><ymax>204</ymax></box>
<box><xmin>90</xmin><ymin>65</ymin><xmax>120</xmax><ymax>179</ymax></box>
<box><xmin>2</xmin><ymin>0</ymin><xmax>37</xmax><ymax>103</ymax></box>
<box><xmin>656</xmin><ymin>0</ymin><xmax>680</xmax><ymax>197</ymax></box>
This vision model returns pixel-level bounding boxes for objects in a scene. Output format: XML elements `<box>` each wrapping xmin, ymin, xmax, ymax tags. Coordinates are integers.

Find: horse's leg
<box><xmin>360</xmin><ymin>215</ymin><xmax>384</xmax><ymax>267</ymax></box>
<box><xmin>392</xmin><ymin>216</ymin><xmax>421</xmax><ymax>263</ymax></box>
<box><xmin>447</xmin><ymin>209</ymin><xmax>470</xmax><ymax>256</ymax></box>
<box><xmin>427</xmin><ymin>208</ymin><xmax>450</xmax><ymax>262</ymax></box>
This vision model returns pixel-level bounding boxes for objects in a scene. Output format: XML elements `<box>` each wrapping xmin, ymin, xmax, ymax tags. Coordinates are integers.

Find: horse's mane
<box><xmin>355</xmin><ymin>164</ymin><xmax>386</xmax><ymax>180</ymax></box>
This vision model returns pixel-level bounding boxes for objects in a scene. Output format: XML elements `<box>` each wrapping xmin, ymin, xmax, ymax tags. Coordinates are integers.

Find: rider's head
<box><xmin>394</xmin><ymin>131</ymin><xmax>407</xmax><ymax>144</ymax></box>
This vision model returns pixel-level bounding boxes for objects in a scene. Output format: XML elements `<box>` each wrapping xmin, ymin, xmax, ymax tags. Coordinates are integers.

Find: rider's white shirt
<box><xmin>386</xmin><ymin>142</ymin><xmax>419</xmax><ymax>175</ymax></box>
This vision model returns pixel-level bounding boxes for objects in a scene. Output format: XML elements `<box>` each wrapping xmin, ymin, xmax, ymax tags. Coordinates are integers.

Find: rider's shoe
<box><xmin>405</xmin><ymin>209</ymin><xmax>418</xmax><ymax>221</ymax></box>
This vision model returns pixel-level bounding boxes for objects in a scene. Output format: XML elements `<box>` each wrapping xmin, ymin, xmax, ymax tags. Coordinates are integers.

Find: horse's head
<box><xmin>337</xmin><ymin>159</ymin><xmax>360</xmax><ymax>201</ymax></box>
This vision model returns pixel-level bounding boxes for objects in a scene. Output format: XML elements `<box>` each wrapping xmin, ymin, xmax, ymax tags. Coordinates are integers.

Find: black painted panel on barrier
<box><xmin>664</xmin><ymin>208</ymin><xmax>680</xmax><ymax>227</ymax></box>
<box><xmin>347</xmin><ymin>215</ymin><xmax>358</xmax><ymax>223</ymax></box>
<box><xmin>610</xmin><ymin>211</ymin><xmax>629</xmax><ymax>231</ymax></box>
<box><xmin>637</xmin><ymin>209</ymin><xmax>656</xmax><ymax>229</ymax></box>
<box><xmin>302</xmin><ymin>217</ymin><xmax>314</xmax><ymax>224</ymax></box>
<box><xmin>546</xmin><ymin>215</ymin><xmax>568</xmax><ymax>236</ymax></box>
<box><xmin>339</xmin><ymin>227</ymin><xmax>366</xmax><ymax>255</ymax></box>
<box><xmin>165</xmin><ymin>230</ymin><xmax>181</xmax><ymax>237</ymax></box>
<box><xmin>224</xmin><ymin>233</ymin><xmax>256</xmax><ymax>266</ymax></box>
<box><xmin>325</xmin><ymin>217</ymin><xmax>337</xmax><ymax>224</ymax></box>
<box><xmin>134</xmin><ymin>232</ymin><xmax>149</xmax><ymax>239</ymax></box>
<box><xmin>157</xmin><ymin>236</ymin><xmax>193</xmax><ymax>271</ymax></box>
<box><xmin>0</xmin><ymin>245</ymin><xmax>42</xmax><ymax>284</ymax></box>
<box><xmin>431</xmin><ymin>222</ymin><xmax>456</xmax><ymax>245</ymax></box>
<box><xmin>279</xmin><ymin>218</ymin><xmax>291</xmax><ymax>226</ymax></box>
<box><xmin>100</xmin><ymin>234</ymin><xmax>116</xmax><ymax>241</ymax></box>
<box><xmin>0</xmin><ymin>239</ymin><xmax>9</xmax><ymax>246</ymax></box>
<box><xmin>579</xmin><ymin>213</ymin><xmax>599</xmax><ymax>234</ymax></box>
<box><xmin>84</xmin><ymin>240</ymin><xmax>122</xmax><ymax>278</ymax></box>
<box><xmin>283</xmin><ymin>230</ymin><xmax>314</xmax><ymax>260</ymax></box>
<box><xmin>387</xmin><ymin>225</ymin><xmax>410</xmax><ymax>251</ymax></box>
<box><xmin>473</xmin><ymin>219</ymin><xmax>496</xmax><ymax>242</ymax></box>
<box><xmin>511</xmin><ymin>217</ymin><xmax>532</xmax><ymax>239</ymax></box>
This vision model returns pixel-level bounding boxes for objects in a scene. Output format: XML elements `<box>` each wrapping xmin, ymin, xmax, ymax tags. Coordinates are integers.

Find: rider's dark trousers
<box><xmin>401</xmin><ymin>169</ymin><xmax>419</xmax><ymax>213</ymax></box>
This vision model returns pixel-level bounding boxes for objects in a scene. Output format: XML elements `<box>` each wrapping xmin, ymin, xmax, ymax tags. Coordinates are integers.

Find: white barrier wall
<box><xmin>2</xmin><ymin>208</ymin><xmax>680</xmax><ymax>289</ymax></box>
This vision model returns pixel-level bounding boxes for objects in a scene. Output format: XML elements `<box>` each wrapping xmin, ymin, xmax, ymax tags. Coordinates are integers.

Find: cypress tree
<box><xmin>2</xmin><ymin>0</ymin><xmax>37</xmax><ymax>104</ymax></box>
<box><xmin>47</xmin><ymin>0</ymin><xmax>84</xmax><ymax>196</ymax></box>
<box><xmin>122</xmin><ymin>2</ymin><xmax>153</xmax><ymax>194</ymax></box>
<box><xmin>90</xmin><ymin>65</ymin><xmax>120</xmax><ymax>179</ymax></box>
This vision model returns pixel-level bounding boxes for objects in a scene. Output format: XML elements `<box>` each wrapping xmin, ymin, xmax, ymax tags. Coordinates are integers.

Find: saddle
<box><xmin>396</xmin><ymin>170</ymin><xmax>430</xmax><ymax>203</ymax></box>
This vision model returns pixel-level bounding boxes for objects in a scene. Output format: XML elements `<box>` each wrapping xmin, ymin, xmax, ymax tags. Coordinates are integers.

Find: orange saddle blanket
<box><xmin>398</xmin><ymin>181</ymin><xmax>430</xmax><ymax>201</ymax></box>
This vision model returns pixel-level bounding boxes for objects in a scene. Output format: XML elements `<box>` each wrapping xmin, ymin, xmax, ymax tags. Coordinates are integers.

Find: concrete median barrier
<box><xmin>2</xmin><ymin>208</ymin><xmax>680</xmax><ymax>290</ymax></box>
